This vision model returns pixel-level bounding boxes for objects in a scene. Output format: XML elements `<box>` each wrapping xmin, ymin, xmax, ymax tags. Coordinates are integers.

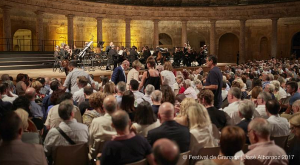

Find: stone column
<box><xmin>96</xmin><ymin>17</ymin><xmax>103</xmax><ymax>43</ymax></box>
<box><xmin>271</xmin><ymin>18</ymin><xmax>278</xmax><ymax>58</ymax></box>
<box><xmin>209</xmin><ymin>19</ymin><xmax>216</xmax><ymax>55</ymax></box>
<box><xmin>181</xmin><ymin>20</ymin><xmax>188</xmax><ymax>47</ymax></box>
<box><xmin>153</xmin><ymin>19</ymin><xmax>159</xmax><ymax>48</ymax></box>
<box><xmin>35</xmin><ymin>11</ymin><xmax>44</xmax><ymax>51</ymax></box>
<box><xmin>239</xmin><ymin>19</ymin><xmax>246</xmax><ymax>64</ymax></box>
<box><xmin>2</xmin><ymin>6</ymin><xmax>12</xmax><ymax>51</ymax></box>
<box><xmin>66</xmin><ymin>14</ymin><xmax>74</xmax><ymax>49</ymax></box>
<box><xmin>125</xmin><ymin>19</ymin><xmax>131</xmax><ymax>48</ymax></box>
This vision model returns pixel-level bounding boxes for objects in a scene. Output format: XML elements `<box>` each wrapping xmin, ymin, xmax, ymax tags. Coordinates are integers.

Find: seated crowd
<box><xmin>1</xmin><ymin>55</ymin><xmax>300</xmax><ymax>165</ymax></box>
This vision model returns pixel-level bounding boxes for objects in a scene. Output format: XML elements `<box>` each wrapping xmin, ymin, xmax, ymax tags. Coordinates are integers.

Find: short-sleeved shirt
<box><xmin>205</xmin><ymin>66</ymin><xmax>223</xmax><ymax>109</ymax></box>
<box><xmin>289</xmin><ymin>92</ymin><xmax>300</xmax><ymax>105</ymax></box>
<box><xmin>100</xmin><ymin>134</ymin><xmax>151</xmax><ymax>165</ymax></box>
<box><xmin>63</xmin><ymin>68</ymin><xmax>94</xmax><ymax>94</ymax></box>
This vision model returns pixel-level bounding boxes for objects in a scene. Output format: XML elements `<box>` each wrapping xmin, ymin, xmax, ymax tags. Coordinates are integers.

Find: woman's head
<box><xmin>89</xmin><ymin>92</ymin><xmax>106</xmax><ymax>110</ymax></box>
<box><xmin>220</xmin><ymin>126</ymin><xmax>246</xmax><ymax>157</ymax></box>
<box><xmin>121</xmin><ymin>90</ymin><xmax>135</xmax><ymax>113</ymax></box>
<box><xmin>134</xmin><ymin>101</ymin><xmax>157</xmax><ymax>125</ymax></box>
<box><xmin>14</xmin><ymin>109</ymin><xmax>29</xmax><ymax>131</ymax></box>
<box><xmin>132</xmin><ymin>60</ymin><xmax>142</xmax><ymax>70</ymax></box>
<box><xmin>103</xmin><ymin>82</ymin><xmax>116</xmax><ymax>95</ymax></box>
<box><xmin>251</xmin><ymin>86</ymin><xmax>262</xmax><ymax>99</ymax></box>
<box><xmin>179</xmin><ymin>98</ymin><xmax>197</xmax><ymax>117</ymax></box>
<box><xmin>146</xmin><ymin>56</ymin><xmax>156</xmax><ymax>68</ymax></box>
<box><xmin>164</xmin><ymin>61</ymin><xmax>173</xmax><ymax>71</ymax></box>
<box><xmin>187</xmin><ymin>102</ymin><xmax>211</xmax><ymax>129</ymax></box>
<box><xmin>161</xmin><ymin>85</ymin><xmax>175</xmax><ymax>105</ymax></box>
<box><xmin>289</xmin><ymin>113</ymin><xmax>300</xmax><ymax>138</ymax></box>
<box><xmin>12</xmin><ymin>96</ymin><xmax>31</xmax><ymax>117</ymax></box>
<box><xmin>252</xmin><ymin>78</ymin><xmax>262</xmax><ymax>89</ymax></box>
<box><xmin>31</xmin><ymin>81</ymin><xmax>43</xmax><ymax>92</ymax></box>
<box><xmin>50</xmin><ymin>89</ymin><xmax>65</xmax><ymax>105</ymax></box>
<box><xmin>16</xmin><ymin>73</ymin><xmax>25</xmax><ymax>82</ymax></box>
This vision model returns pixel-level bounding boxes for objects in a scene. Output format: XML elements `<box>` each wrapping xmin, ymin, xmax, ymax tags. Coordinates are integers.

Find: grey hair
<box><xmin>117</xmin><ymin>81</ymin><xmax>126</xmax><ymax>93</ymax></box>
<box><xmin>267</xmin><ymin>84</ymin><xmax>275</xmax><ymax>93</ymax></box>
<box><xmin>238</xmin><ymin>100</ymin><xmax>255</xmax><ymax>120</ymax></box>
<box><xmin>257</xmin><ymin>92</ymin><xmax>272</xmax><ymax>103</ymax></box>
<box><xmin>268</xmin><ymin>73</ymin><xmax>274</xmax><ymax>81</ymax></box>
<box><xmin>151</xmin><ymin>90</ymin><xmax>162</xmax><ymax>102</ymax></box>
<box><xmin>249</xmin><ymin>118</ymin><xmax>271</xmax><ymax>137</ymax></box>
<box><xmin>58</xmin><ymin>100</ymin><xmax>74</xmax><ymax>120</ymax></box>
<box><xmin>176</xmin><ymin>75</ymin><xmax>184</xmax><ymax>83</ymax></box>
<box><xmin>194</xmin><ymin>79</ymin><xmax>202</xmax><ymax>85</ymax></box>
<box><xmin>271</xmin><ymin>80</ymin><xmax>280</xmax><ymax>92</ymax></box>
<box><xmin>229</xmin><ymin>87</ymin><xmax>241</xmax><ymax>99</ymax></box>
<box><xmin>184</xmin><ymin>79</ymin><xmax>192</xmax><ymax>87</ymax></box>
<box><xmin>145</xmin><ymin>84</ymin><xmax>155</xmax><ymax>96</ymax></box>
<box><xmin>292</xmin><ymin>100</ymin><xmax>300</xmax><ymax>108</ymax></box>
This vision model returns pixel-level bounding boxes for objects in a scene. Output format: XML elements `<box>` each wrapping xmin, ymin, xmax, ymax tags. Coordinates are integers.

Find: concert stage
<box><xmin>0</xmin><ymin>63</ymin><xmax>235</xmax><ymax>83</ymax></box>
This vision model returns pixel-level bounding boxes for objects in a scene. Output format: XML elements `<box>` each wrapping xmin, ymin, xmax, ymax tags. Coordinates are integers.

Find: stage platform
<box><xmin>0</xmin><ymin>63</ymin><xmax>235</xmax><ymax>83</ymax></box>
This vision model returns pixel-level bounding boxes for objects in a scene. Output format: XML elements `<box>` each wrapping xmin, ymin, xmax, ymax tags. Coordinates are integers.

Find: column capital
<box><xmin>210</xmin><ymin>19</ymin><xmax>217</xmax><ymax>24</ymax></box>
<box><xmin>1</xmin><ymin>5</ymin><xmax>12</xmax><ymax>11</ymax></box>
<box><xmin>240</xmin><ymin>19</ymin><xmax>247</xmax><ymax>23</ymax></box>
<box><xmin>181</xmin><ymin>20</ymin><xmax>188</xmax><ymax>24</ymax></box>
<box><xmin>96</xmin><ymin>17</ymin><xmax>104</xmax><ymax>21</ymax></box>
<box><xmin>66</xmin><ymin>14</ymin><xmax>74</xmax><ymax>19</ymax></box>
<box><xmin>35</xmin><ymin>10</ymin><xmax>44</xmax><ymax>15</ymax></box>
<box><xmin>153</xmin><ymin>19</ymin><xmax>160</xmax><ymax>24</ymax></box>
<box><xmin>271</xmin><ymin>18</ymin><xmax>279</xmax><ymax>22</ymax></box>
<box><xmin>125</xmin><ymin>18</ymin><xmax>131</xmax><ymax>23</ymax></box>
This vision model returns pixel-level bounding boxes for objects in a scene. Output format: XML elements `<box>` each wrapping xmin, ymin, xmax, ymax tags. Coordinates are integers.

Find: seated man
<box><xmin>0</xmin><ymin>83</ymin><xmax>17</xmax><ymax>103</ymax></box>
<box><xmin>78</xmin><ymin>86</ymin><xmax>93</xmax><ymax>115</ymax></box>
<box><xmin>256</xmin><ymin>92</ymin><xmax>272</xmax><ymax>119</ymax></box>
<box><xmin>44</xmin><ymin>100</ymin><xmax>88</xmax><ymax>157</ymax></box>
<box><xmin>130</xmin><ymin>79</ymin><xmax>144</xmax><ymax>100</ymax></box>
<box><xmin>223</xmin><ymin>87</ymin><xmax>241</xmax><ymax>125</ymax></box>
<box><xmin>147</xmin><ymin>102</ymin><xmax>190</xmax><ymax>152</ymax></box>
<box><xmin>25</xmin><ymin>87</ymin><xmax>43</xmax><ymax>118</ymax></box>
<box><xmin>243</xmin><ymin>118</ymin><xmax>288</xmax><ymax>165</ymax></box>
<box><xmin>100</xmin><ymin>111</ymin><xmax>154</xmax><ymax>165</ymax></box>
<box><xmin>0</xmin><ymin>111</ymin><xmax>47</xmax><ymax>165</ymax></box>
<box><xmin>151</xmin><ymin>90</ymin><xmax>162</xmax><ymax>116</ymax></box>
<box><xmin>136</xmin><ymin>84</ymin><xmax>155</xmax><ymax>105</ymax></box>
<box><xmin>266</xmin><ymin>99</ymin><xmax>290</xmax><ymax>137</ymax></box>
<box><xmin>153</xmin><ymin>138</ymin><xmax>180</xmax><ymax>165</ymax></box>
<box><xmin>73</xmin><ymin>76</ymin><xmax>96</xmax><ymax>106</ymax></box>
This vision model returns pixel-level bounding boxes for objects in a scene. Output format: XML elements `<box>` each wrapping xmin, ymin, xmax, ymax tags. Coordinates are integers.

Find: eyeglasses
<box><xmin>247</xmin><ymin>129</ymin><xmax>253</xmax><ymax>137</ymax></box>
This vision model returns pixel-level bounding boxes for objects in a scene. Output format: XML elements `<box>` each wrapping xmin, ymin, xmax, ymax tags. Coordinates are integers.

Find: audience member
<box><xmin>103</xmin><ymin>82</ymin><xmax>116</xmax><ymax>95</ymax></box>
<box><xmin>16</xmin><ymin>73</ymin><xmax>28</xmax><ymax>95</ymax></box>
<box><xmin>256</xmin><ymin>92</ymin><xmax>272</xmax><ymax>119</ymax></box>
<box><xmin>25</xmin><ymin>87</ymin><xmax>43</xmax><ymax>118</ymax></box>
<box><xmin>264</xmin><ymin>83</ymin><xmax>276</xmax><ymax>99</ymax></box>
<box><xmin>243</xmin><ymin>118</ymin><xmax>288</xmax><ymax>165</ymax></box>
<box><xmin>151</xmin><ymin>90</ymin><xmax>162</xmax><ymax>116</ymax></box>
<box><xmin>83</xmin><ymin>92</ymin><xmax>106</xmax><ymax>127</ymax></box>
<box><xmin>147</xmin><ymin>102</ymin><xmax>190</xmax><ymax>152</ymax></box>
<box><xmin>116</xmin><ymin>81</ymin><xmax>126</xmax><ymax>108</ymax></box>
<box><xmin>111</xmin><ymin>60</ymin><xmax>130</xmax><ymax>85</ymax></box>
<box><xmin>266</xmin><ymin>99</ymin><xmax>290</xmax><ymax>136</ymax></box>
<box><xmin>130</xmin><ymin>79</ymin><xmax>144</xmax><ymax>100</ymax></box>
<box><xmin>78</xmin><ymin>86</ymin><xmax>93</xmax><ymax>115</ymax></box>
<box><xmin>0</xmin><ymin>112</ymin><xmax>47</xmax><ymax>165</ymax></box>
<box><xmin>0</xmin><ymin>83</ymin><xmax>17</xmax><ymax>103</ymax></box>
<box><xmin>153</xmin><ymin>138</ymin><xmax>180</xmax><ymax>165</ymax></box>
<box><xmin>100</xmin><ymin>111</ymin><xmax>155</xmax><ymax>165</ymax></box>
<box><xmin>223</xmin><ymin>87</ymin><xmax>241</xmax><ymax>124</ymax></box>
<box><xmin>174</xmin><ymin>75</ymin><xmax>184</xmax><ymax>95</ymax></box>
<box><xmin>126</xmin><ymin>60</ymin><xmax>142</xmax><ymax>89</ymax></box>
<box><xmin>175</xmin><ymin>98</ymin><xmax>196</xmax><ymax>126</ymax></box>
<box><xmin>161</xmin><ymin>61</ymin><xmax>176</xmax><ymax>91</ymax></box>
<box><xmin>120</xmin><ymin>90</ymin><xmax>135</xmax><ymax>121</ymax></box>
<box><xmin>161</xmin><ymin>85</ymin><xmax>175</xmax><ymax>104</ymax></box>
<box><xmin>286</xmin><ymin>81</ymin><xmax>300</xmax><ymax>114</ymax></box>
<box><xmin>183</xmin><ymin>79</ymin><xmax>197</xmax><ymax>99</ymax></box>
<box><xmin>42</xmin><ymin>80</ymin><xmax>61</xmax><ymax>115</ymax></box>
<box><xmin>288</xmin><ymin>114</ymin><xmax>300</xmax><ymax>165</ymax></box>
<box><xmin>139</xmin><ymin>56</ymin><xmax>161</xmax><ymax>90</ymax></box>
<box><xmin>73</xmin><ymin>76</ymin><xmax>89</xmax><ymax>105</ymax></box>
<box><xmin>136</xmin><ymin>84</ymin><xmax>154</xmax><ymax>105</ymax></box>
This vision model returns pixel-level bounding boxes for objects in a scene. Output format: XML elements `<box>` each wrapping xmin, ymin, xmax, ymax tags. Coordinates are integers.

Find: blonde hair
<box><xmin>178</xmin><ymin>98</ymin><xmax>196</xmax><ymax>117</ymax></box>
<box><xmin>89</xmin><ymin>92</ymin><xmax>106</xmax><ymax>109</ymax></box>
<box><xmin>292</xmin><ymin>100</ymin><xmax>300</xmax><ymax>109</ymax></box>
<box><xmin>15</xmin><ymin>108</ymin><xmax>29</xmax><ymax>130</ymax></box>
<box><xmin>103</xmin><ymin>82</ymin><xmax>115</xmax><ymax>95</ymax></box>
<box><xmin>132</xmin><ymin>60</ymin><xmax>142</xmax><ymax>69</ymax></box>
<box><xmin>290</xmin><ymin>113</ymin><xmax>300</xmax><ymax>127</ymax></box>
<box><xmin>164</xmin><ymin>61</ymin><xmax>173</xmax><ymax>71</ymax></box>
<box><xmin>31</xmin><ymin>81</ymin><xmax>43</xmax><ymax>91</ymax></box>
<box><xmin>187</xmin><ymin>102</ymin><xmax>211</xmax><ymax>129</ymax></box>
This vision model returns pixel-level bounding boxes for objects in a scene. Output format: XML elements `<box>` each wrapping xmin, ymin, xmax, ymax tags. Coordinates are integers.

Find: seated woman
<box><xmin>83</xmin><ymin>92</ymin><xmax>106</xmax><ymax>127</ymax></box>
<box><xmin>161</xmin><ymin>85</ymin><xmax>176</xmax><ymax>105</ymax></box>
<box><xmin>196</xmin><ymin>126</ymin><xmax>245</xmax><ymax>165</ymax></box>
<box><xmin>187</xmin><ymin>102</ymin><xmax>217</xmax><ymax>157</ymax></box>
<box><xmin>131</xmin><ymin>101</ymin><xmax>160</xmax><ymax>137</ymax></box>
<box><xmin>120</xmin><ymin>90</ymin><xmax>136</xmax><ymax>122</ymax></box>
<box><xmin>174</xmin><ymin>98</ymin><xmax>196</xmax><ymax>127</ymax></box>
<box><xmin>103</xmin><ymin>82</ymin><xmax>116</xmax><ymax>96</ymax></box>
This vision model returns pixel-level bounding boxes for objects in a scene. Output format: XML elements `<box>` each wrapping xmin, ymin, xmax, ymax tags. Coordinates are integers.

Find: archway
<box><xmin>259</xmin><ymin>37</ymin><xmax>270</xmax><ymax>60</ymax></box>
<box><xmin>218</xmin><ymin>33</ymin><xmax>239</xmax><ymax>63</ymax></box>
<box><xmin>159</xmin><ymin>33</ymin><xmax>172</xmax><ymax>48</ymax></box>
<box><xmin>292</xmin><ymin>32</ymin><xmax>300</xmax><ymax>59</ymax></box>
<box><xmin>13</xmin><ymin>29</ymin><xmax>32</xmax><ymax>51</ymax></box>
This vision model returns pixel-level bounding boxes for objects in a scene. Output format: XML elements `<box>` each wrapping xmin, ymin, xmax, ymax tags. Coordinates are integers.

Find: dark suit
<box><xmin>108</xmin><ymin>49</ymin><xmax>118</xmax><ymax>69</ymax></box>
<box><xmin>236</xmin><ymin>119</ymin><xmax>251</xmax><ymax>144</ymax></box>
<box><xmin>111</xmin><ymin>66</ymin><xmax>126</xmax><ymax>85</ymax></box>
<box><xmin>147</xmin><ymin>120</ymin><xmax>190</xmax><ymax>152</ymax></box>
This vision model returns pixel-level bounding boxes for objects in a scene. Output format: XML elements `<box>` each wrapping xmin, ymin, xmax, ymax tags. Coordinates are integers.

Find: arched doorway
<box><xmin>259</xmin><ymin>37</ymin><xmax>270</xmax><ymax>60</ymax></box>
<box><xmin>218</xmin><ymin>33</ymin><xmax>239</xmax><ymax>63</ymax></box>
<box><xmin>159</xmin><ymin>33</ymin><xmax>172</xmax><ymax>48</ymax></box>
<box><xmin>13</xmin><ymin>29</ymin><xmax>32</xmax><ymax>51</ymax></box>
<box><xmin>292</xmin><ymin>32</ymin><xmax>300</xmax><ymax>59</ymax></box>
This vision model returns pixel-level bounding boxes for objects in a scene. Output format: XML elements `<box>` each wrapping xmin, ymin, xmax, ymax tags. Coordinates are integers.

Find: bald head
<box><xmin>158</xmin><ymin>102</ymin><xmax>174</xmax><ymax>122</ymax></box>
<box><xmin>112</xmin><ymin>110</ymin><xmax>130</xmax><ymax>131</ymax></box>
<box><xmin>25</xmin><ymin>87</ymin><xmax>36</xmax><ymax>101</ymax></box>
<box><xmin>122</xmin><ymin>60</ymin><xmax>130</xmax><ymax>70</ymax></box>
<box><xmin>103</xmin><ymin>95</ymin><xmax>117</xmax><ymax>114</ymax></box>
<box><xmin>153</xmin><ymin>138</ymin><xmax>180</xmax><ymax>165</ymax></box>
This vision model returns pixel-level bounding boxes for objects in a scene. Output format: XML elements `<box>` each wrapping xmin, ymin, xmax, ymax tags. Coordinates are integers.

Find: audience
<box><xmin>153</xmin><ymin>138</ymin><xmax>180</xmax><ymax>165</ymax></box>
<box><xmin>174</xmin><ymin>98</ymin><xmax>196</xmax><ymax>126</ymax></box>
<box><xmin>286</xmin><ymin>81</ymin><xmax>300</xmax><ymax>114</ymax></box>
<box><xmin>0</xmin><ymin>112</ymin><xmax>47</xmax><ymax>165</ymax></box>
<box><xmin>266</xmin><ymin>99</ymin><xmax>290</xmax><ymax>137</ymax></box>
<box><xmin>288</xmin><ymin>114</ymin><xmax>300</xmax><ymax>165</ymax></box>
<box><xmin>243</xmin><ymin>118</ymin><xmax>288</xmax><ymax>165</ymax></box>
<box><xmin>147</xmin><ymin>102</ymin><xmax>190</xmax><ymax>152</ymax></box>
<box><xmin>111</xmin><ymin>60</ymin><xmax>130</xmax><ymax>85</ymax></box>
<box><xmin>131</xmin><ymin>101</ymin><xmax>160</xmax><ymax>137</ymax></box>
<box><xmin>161</xmin><ymin>85</ymin><xmax>175</xmax><ymax>104</ymax></box>
<box><xmin>100</xmin><ymin>110</ymin><xmax>155</xmax><ymax>165</ymax></box>
<box><xmin>139</xmin><ymin>56</ymin><xmax>161</xmax><ymax>90</ymax></box>
<box><xmin>161</xmin><ymin>61</ymin><xmax>176</xmax><ymax>91</ymax></box>
<box><xmin>44</xmin><ymin>100</ymin><xmax>88</xmax><ymax>157</ymax></box>
<box><xmin>223</xmin><ymin>87</ymin><xmax>242</xmax><ymax>125</ymax></box>
<box><xmin>126</xmin><ymin>60</ymin><xmax>142</xmax><ymax>89</ymax></box>
<box><xmin>183</xmin><ymin>79</ymin><xmax>197</xmax><ymax>99</ymax></box>
<box><xmin>151</xmin><ymin>90</ymin><xmax>162</xmax><ymax>116</ymax></box>
<box><xmin>103</xmin><ymin>82</ymin><xmax>116</xmax><ymax>95</ymax></box>
<box><xmin>0</xmin><ymin>83</ymin><xmax>17</xmax><ymax>103</ymax></box>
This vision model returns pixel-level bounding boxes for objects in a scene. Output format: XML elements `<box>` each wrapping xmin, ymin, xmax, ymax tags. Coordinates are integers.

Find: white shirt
<box><xmin>267</xmin><ymin>115</ymin><xmax>290</xmax><ymax>137</ymax></box>
<box><xmin>1</xmin><ymin>94</ymin><xmax>17</xmax><ymax>103</ymax></box>
<box><xmin>136</xmin><ymin>95</ymin><xmax>153</xmax><ymax>105</ymax></box>
<box><xmin>132</xmin><ymin>120</ymin><xmax>160</xmax><ymax>137</ymax></box>
<box><xmin>73</xmin><ymin>88</ymin><xmax>96</xmax><ymax>105</ymax></box>
<box><xmin>256</xmin><ymin>105</ymin><xmax>269</xmax><ymax>119</ymax></box>
<box><xmin>223</xmin><ymin>101</ymin><xmax>241</xmax><ymax>125</ymax></box>
<box><xmin>127</xmin><ymin>68</ymin><xmax>140</xmax><ymax>89</ymax></box>
<box><xmin>161</xmin><ymin>70</ymin><xmax>176</xmax><ymax>91</ymax></box>
<box><xmin>278</xmin><ymin>87</ymin><xmax>287</xmax><ymax>100</ymax></box>
<box><xmin>132</xmin><ymin>90</ymin><xmax>144</xmax><ymax>100</ymax></box>
<box><xmin>184</xmin><ymin>87</ymin><xmax>197</xmax><ymax>100</ymax></box>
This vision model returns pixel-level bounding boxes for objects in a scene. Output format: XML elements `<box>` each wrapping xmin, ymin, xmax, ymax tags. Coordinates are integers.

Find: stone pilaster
<box><xmin>125</xmin><ymin>19</ymin><xmax>131</xmax><ymax>48</ymax></box>
<box><xmin>240</xmin><ymin>19</ymin><xmax>246</xmax><ymax>64</ymax></box>
<box><xmin>35</xmin><ymin>10</ymin><xmax>44</xmax><ymax>51</ymax></box>
<box><xmin>96</xmin><ymin>17</ymin><xmax>103</xmax><ymax>43</ymax></box>
<box><xmin>271</xmin><ymin>18</ymin><xmax>279</xmax><ymax>58</ymax></box>
<box><xmin>2</xmin><ymin>6</ymin><xmax>12</xmax><ymax>51</ymax></box>
<box><xmin>209</xmin><ymin>19</ymin><xmax>216</xmax><ymax>55</ymax></box>
<box><xmin>153</xmin><ymin>19</ymin><xmax>159</xmax><ymax>48</ymax></box>
<box><xmin>181</xmin><ymin>20</ymin><xmax>188</xmax><ymax>47</ymax></box>
<box><xmin>66</xmin><ymin>14</ymin><xmax>74</xmax><ymax>49</ymax></box>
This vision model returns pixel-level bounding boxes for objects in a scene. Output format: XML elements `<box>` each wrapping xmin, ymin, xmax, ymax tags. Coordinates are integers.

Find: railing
<box><xmin>0</xmin><ymin>38</ymin><xmax>144</xmax><ymax>52</ymax></box>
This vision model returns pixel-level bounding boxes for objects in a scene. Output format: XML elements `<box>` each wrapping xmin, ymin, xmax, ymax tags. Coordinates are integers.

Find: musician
<box><xmin>105</xmin><ymin>42</ymin><xmax>113</xmax><ymax>55</ymax></box>
<box><xmin>65</xmin><ymin>45</ymin><xmax>73</xmax><ymax>60</ymax></box>
<box><xmin>129</xmin><ymin>46</ymin><xmax>139</xmax><ymax>66</ymax></box>
<box><xmin>183</xmin><ymin>48</ymin><xmax>191</xmax><ymax>67</ymax></box>
<box><xmin>173</xmin><ymin>47</ymin><xmax>182</xmax><ymax>67</ymax></box>
<box><xmin>53</xmin><ymin>45</ymin><xmax>60</xmax><ymax>60</ymax></box>
<box><xmin>59</xmin><ymin>43</ymin><xmax>68</xmax><ymax>60</ymax></box>
<box><xmin>108</xmin><ymin>45</ymin><xmax>118</xmax><ymax>70</ymax></box>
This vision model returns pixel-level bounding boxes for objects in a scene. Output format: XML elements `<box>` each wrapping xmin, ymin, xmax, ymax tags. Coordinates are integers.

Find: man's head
<box><xmin>83</xmin><ymin>86</ymin><xmax>93</xmax><ymax>99</ymax></box>
<box><xmin>238</xmin><ymin>100</ymin><xmax>255</xmax><ymax>120</ymax></box>
<box><xmin>121</xmin><ymin>60</ymin><xmax>130</xmax><ymax>70</ymax></box>
<box><xmin>158</xmin><ymin>102</ymin><xmax>175</xmax><ymax>123</ymax></box>
<box><xmin>286</xmin><ymin>81</ymin><xmax>298</xmax><ymax>94</ymax></box>
<box><xmin>103</xmin><ymin>95</ymin><xmax>117</xmax><ymax>115</ymax></box>
<box><xmin>1</xmin><ymin>74</ymin><xmax>10</xmax><ymax>81</ymax></box>
<box><xmin>257</xmin><ymin>91</ymin><xmax>272</xmax><ymax>105</ymax></box>
<box><xmin>264</xmin><ymin>84</ymin><xmax>275</xmax><ymax>93</ymax></box>
<box><xmin>145</xmin><ymin>84</ymin><xmax>155</xmax><ymax>96</ymax></box>
<box><xmin>248</xmin><ymin>118</ymin><xmax>271</xmax><ymax>144</ymax></box>
<box><xmin>25</xmin><ymin>87</ymin><xmax>36</xmax><ymax>101</ymax></box>
<box><xmin>151</xmin><ymin>90</ymin><xmax>162</xmax><ymax>103</ymax></box>
<box><xmin>266</xmin><ymin>99</ymin><xmax>280</xmax><ymax>116</ymax></box>
<box><xmin>0</xmin><ymin>111</ymin><xmax>23</xmax><ymax>141</ymax></box>
<box><xmin>292</xmin><ymin>100</ymin><xmax>300</xmax><ymax>114</ymax></box>
<box><xmin>77</xmin><ymin>76</ymin><xmax>88</xmax><ymax>88</ymax></box>
<box><xmin>228</xmin><ymin>87</ymin><xmax>241</xmax><ymax>104</ymax></box>
<box><xmin>0</xmin><ymin>83</ymin><xmax>9</xmax><ymax>95</ymax></box>
<box><xmin>50</xmin><ymin>80</ymin><xmax>61</xmax><ymax>91</ymax></box>
<box><xmin>220</xmin><ymin>126</ymin><xmax>246</xmax><ymax>157</ymax></box>
<box><xmin>153</xmin><ymin>138</ymin><xmax>180</xmax><ymax>165</ymax></box>
<box><xmin>206</xmin><ymin>55</ymin><xmax>217</xmax><ymax>67</ymax></box>
<box><xmin>68</xmin><ymin>60</ymin><xmax>77</xmax><ymax>70</ymax></box>
<box><xmin>129</xmin><ymin>79</ymin><xmax>139</xmax><ymax>91</ymax></box>
<box><xmin>117</xmin><ymin>81</ymin><xmax>126</xmax><ymax>94</ymax></box>
<box><xmin>197</xmin><ymin>89</ymin><xmax>214</xmax><ymax>106</ymax></box>
<box><xmin>111</xmin><ymin>110</ymin><xmax>131</xmax><ymax>132</ymax></box>
<box><xmin>58</xmin><ymin>100</ymin><xmax>74</xmax><ymax>121</ymax></box>
<box><xmin>57</xmin><ymin>92</ymin><xmax>73</xmax><ymax>104</ymax></box>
